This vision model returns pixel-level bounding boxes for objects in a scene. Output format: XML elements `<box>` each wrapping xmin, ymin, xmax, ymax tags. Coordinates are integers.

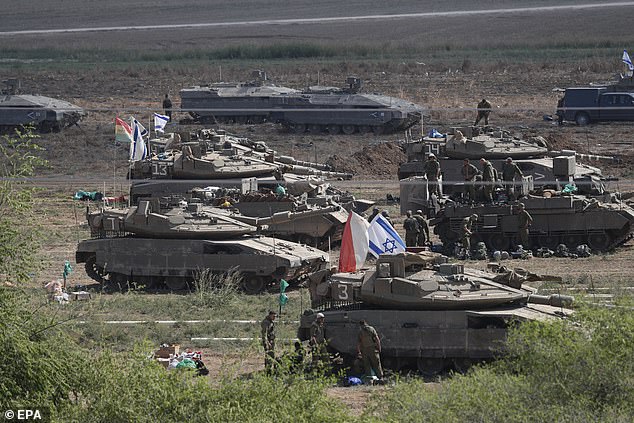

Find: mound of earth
<box><xmin>326</xmin><ymin>142</ymin><xmax>406</xmax><ymax>178</ymax></box>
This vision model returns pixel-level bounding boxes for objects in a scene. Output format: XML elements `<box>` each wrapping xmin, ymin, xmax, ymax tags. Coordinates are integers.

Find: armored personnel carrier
<box><xmin>298</xmin><ymin>253</ymin><xmax>572</xmax><ymax>374</ymax></box>
<box><xmin>431</xmin><ymin>196</ymin><xmax>634</xmax><ymax>252</ymax></box>
<box><xmin>0</xmin><ymin>79</ymin><xmax>84</xmax><ymax>132</ymax></box>
<box><xmin>76</xmin><ymin>200</ymin><xmax>329</xmax><ymax>294</ymax></box>
<box><xmin>398</xmin><ymin>126</ymin><xmax>603</xmax><ymax>195</ymax></box>
<box><xmin>180</xmin><ymin>71</ymin><xmax>424</xmax><ymax>135</ymax></box>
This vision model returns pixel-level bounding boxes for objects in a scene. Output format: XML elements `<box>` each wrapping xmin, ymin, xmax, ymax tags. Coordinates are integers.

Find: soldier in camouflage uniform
<box><xmin>460</xmin><ymin>214</ymin><xmax>478</xmax><ymax>257</ymax></box>
<box><xmin>480</xmin><ymin>158</ymin><xmax>495</xmax><ymax>203</ymax></box>
<box><xmin>310</xmin><ymin>312</ymin><xmax>328</xmax><ymax>364</ymax></box>
<box><xmin>517</xmin><ymin>203</ymin><xmax>533</xmax><ymax>248</ymax></box>
<box><xmin>414</xmin><ymin>210</ymin><xmax>430</xmax><ymax>247</ymax></box>
<box><xmin>261</xmin><ymin>310</ymin><xmax>277</xmax><ymax>373</ymax></box>
<box><xmin>356</xmin><ymin>319</ymin><xmax>383</xmax><ymax>379</ymax></box>
<box><xmin>423</xmin><ymin>153</ymin><xmax>442</xmax><ymax>197</ymax></box>
<box><xmin>461</xmin><ymin>158</ymin><xmax>479</xmax><ymax>202</ymax></box>
<box><xmin>474</xmin><ymin>98</ymin><xmax>492</xmax><ymax>126</ymax></box>
<box><xmin>501</xmin><ymin>157</ymin><xmax>524</xmax><ymax>201</ymax></box>
<box><xmin>403</xmin><ymin>210</ymin><xmax>421</xmax><ymax>247</ymax></box>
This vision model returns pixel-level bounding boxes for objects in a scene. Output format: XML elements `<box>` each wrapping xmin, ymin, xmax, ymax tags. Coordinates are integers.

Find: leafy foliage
<box><xmin>365</xmin><ymin>302</ymin><xmax>634</xmax><ymax>422</ymax></box>
<box><xmin>0</xmin><ymin>127</ymin><xmax>47</xmax><ymax>283</ymax></box>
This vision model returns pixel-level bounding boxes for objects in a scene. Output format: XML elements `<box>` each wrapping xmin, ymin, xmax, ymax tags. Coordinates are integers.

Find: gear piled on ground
<box><xmin>326</xmin><ymin>142</ymin><xmax>407</xmax><ymax>177</ymax></box>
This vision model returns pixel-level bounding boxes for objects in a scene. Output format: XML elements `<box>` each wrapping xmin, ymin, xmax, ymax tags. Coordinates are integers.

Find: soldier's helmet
<box><xmin>372</xmin><ymin>206</ymin><xmax>379</xmax><ymax>212</ymax></box>
<box><xmin>316</xmin><ymin>312</ymin><xmax>325</xmax><ymax>319</ymax></box>
<box><xmin>416</xmin><ymin>209</ymin><xmax>423</xmax><ymax>215</ymax></box>
<box><xmin>470</xmin><ymin>214</ymin><xmax>478</xmax><ymax>220</ymax></box>
<box><xmin>406</xmin><ymin>210</ymin><xmax>412</xmax><ymax>217</ymax></box>
<box><xmin>506</xmin><ymin>157</ymin><xmax>513</xmax><ymax>162</ymax></box>
<box><xmin>381</xmin><ymin>211</ymin><xmax>390</xmax><ymax>217</ymax></box>
<box><xmin>518</xmin><ymin>203</ymin><xmax>525</xmax><ymax>209</ymax></box>
<box><xmin>428</xmin><ymin>153</ymin><xmax>436</xmax><ymax>159</ymax></box>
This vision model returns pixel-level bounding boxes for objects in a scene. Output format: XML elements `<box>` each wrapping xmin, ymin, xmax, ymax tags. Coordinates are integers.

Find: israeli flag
<box><xmin>367</xmin><ymin>214</ymin><xmax>406</xmax><ymax>258</ymax></box>
<box><xmin>130</xmin><ymin>120</ymin><xmax>147</xmax><ymax>161</ymax></box>
<box><xmin>622</xmin><ymin>50</ymin><xmax>634</xmax><ymax>71</ymax></box>
<box><xmin>154</xmin><ymin>112</ymin><xmax>170</xmax><ymax>133</ymax></box>
<box><xmin>130</xmin><ymin>117</ymin><xmax>149</xmax><ymax>138</ymax></box>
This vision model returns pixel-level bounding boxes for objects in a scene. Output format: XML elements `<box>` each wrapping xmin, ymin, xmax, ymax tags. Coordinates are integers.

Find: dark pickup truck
<box><xmin>558</xmin><ymin>87</ymin><xmax>634</xmax><ymax>125</ymax></box>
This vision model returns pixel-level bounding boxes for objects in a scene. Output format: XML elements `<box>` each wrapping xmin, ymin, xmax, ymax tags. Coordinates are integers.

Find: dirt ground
<box><xmin>4</xmin><ymin>3</ymin><xmax>634</xmax><ymax>414</ymax></box>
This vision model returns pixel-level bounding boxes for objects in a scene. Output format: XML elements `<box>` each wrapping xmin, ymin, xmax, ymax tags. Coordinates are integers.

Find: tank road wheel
<box><xmin>341</xmin><ymin>125</ymin><xmax>356</xmax><ymax>135</ymax></box>
<box><xmin>240</xmin><ymin>274</ymin><xmax>266</xmax><ymax>295</ymax></box>
<box><xmin>290</xmin><ymin>124</ymin><xmax>307</xmax><ymax>134</ymax></box>
<box><xmin>372</xmin><ymin>126</ymin><xmax>384</xmax><ymax>135</ymax></box>
<box><xmin>326</xmin><ymin>124</ymin><xmax>341</xmax><ymax>135</ymax></box>
<box><xmin>487</xmin><ymin>234</ymin><xmax>510</xmax><ymax>251</ymax></box>
<box><xmin>358</xmin><ymin>125</ymin><xmax>371</xmax><ymax>134</ymax></box>
<box><xmin>562</xmin><ymin>234</ymin><xmax>585</xmax><ymax>250</ymax></box>
<box><xmin>417</xmin><ymin>358</ymin><xmax>447</xmax><ymax>377</ymax></box>
<box><xmin>538</xmin><ymin>235</ymin><xmax>560</xmax><ymax>250</ymax></box>
<box><xmin>165</xmin><ymin>277</ymin><xmax>189</xmax><ymax>291</ymax></box>
<box><xmin>309</xmin><ymin>124</ymin><xmax>323</xmax><ymax>134</ymax></box>
<box><xmin>84</xmin><ymin>255</ymin><xmax>106</xmax><ymax>283</ymax></box>
<box><xmin>587</xmin><ymin>232</ymin><xmax>610</xmax><ymax>252</ymax></box>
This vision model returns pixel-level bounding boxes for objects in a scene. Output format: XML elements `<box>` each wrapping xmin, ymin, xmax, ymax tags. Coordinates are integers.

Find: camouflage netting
<box><xmin>326</xmin><ymin>142</ymin><xmax>406</xmax><ymax>178</ymax></box>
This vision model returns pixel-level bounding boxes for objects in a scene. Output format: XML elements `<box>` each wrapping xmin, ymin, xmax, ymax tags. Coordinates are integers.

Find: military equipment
<box><xmin>430</xmin><ymin>196</ymin><xmax>634</xmax><ymax>252</ymax></box>
<box><xmin>298</xmin><ymin>253</ymin><xmax>572</xmax><ymax>374</ymax></box>
<box><xmin>398</xmin><ymin>126</ymin><xmax>604</xmax><ymax>196</ymax></box>
<box><xmin>76</xmin><ymin>200</ymin><xmax>329</xmax><ymax>294</ymax></box>
<box><xmin>180</xmin><ymin>72</ymin><xmax>424</xmax><ymax>135</ymax></box>
<box><xmin>0</xmin><ymin>79</ymin><xmax>84</xmax><ymax>132</ymax></box>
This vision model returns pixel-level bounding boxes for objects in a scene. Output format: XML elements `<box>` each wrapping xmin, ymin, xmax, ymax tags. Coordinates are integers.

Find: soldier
<box><xmin>367</xmin><ymin>207</ymin><xmax>380</xmax><ymax>223</ymax></box>
<box><xmin>556</xmin><ymin>97</ymin><xmax>565</xmax><ymax>125</ymax></box>
<box><xmin>414</xmin><ymin>210</ymin><xmax>430</xmax><ymax>247</ymax></box>
<box><xmin>501</xmin><ymin>157</ymin><xmax>524</xmax><ymax>201</ymax></box>
<box><xmin>356</xmin><ymin>319</ymin><xmax>383</xmax><ymax>380</ymax></box>
<box><xmin>517</xmin><ymin>203</ymin><xmax>533</xmax><ymax>248</ymax></box>
<box><xmin>460</xmin><ymin>214</ymin><xmax>478</xmax><ymax>257</ymax></box>
<box><xmin>162</xmin><ymin>94</ymin><xmax>173</xmax><ymax>120</ymax></box>
<box><xmin>310</xmin><ymin>312</ymin><xmax>328</xmax><ymax>365</ymax></box>
<box><xmin>461</xmin><ymin>158</ymin><xmax>479</xmax><ymax>202</ymax></box>
<box><xmin>261</xmin><ymin>310</ymin><xmax>277</xmax><ymax>374</ymax></box>
<box><xmin>474</xmin><ymin>98</ymin><xmax>492</xmax><ymax>126</ymax></box>
<box><xmin>403</xmin><ymin>210</ymin><xmax>421</xmax><ymax>247</ymax></box>
<box><xmin>423</xmin><ymin>153</ymin><xmax>442</xmax><ymax>197</ymax></box>
<box><xmin>381</xmin><ymin>210</ymin><xmax>393</xmax><ymax>226</ymax></box>
<box><xmin>480</xmin><ymin>157</ymin><xmax>495</xmax><ymax>203</ymax></box>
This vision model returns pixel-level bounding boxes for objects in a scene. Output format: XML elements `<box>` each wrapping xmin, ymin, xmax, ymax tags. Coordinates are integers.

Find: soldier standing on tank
<box><xmin>423</xmin><ymin>153</ymin><xmax>442</xmax><ymax>198</ymax></box>
<box><xmin>502</xmin><ymin>157</ymin><xmax>524</xmax><ymax>201</ymax></box>
<box><xmin>403</xmin><ymin>210</ymin><xmax>421</xmax><ymax>247</ymax></box>
<box><xmin>460</xmin><ymin>214</ymin><xmax>478</xmax><ymax>258</ymax></box>
<box><xmin>414</xmin><ymin>210</ymin><xmax>430</xmax><ymax>247</ymax></box>
<box><xmin>474</xmin><ymin>98</ymin><xmax>492</xmax><ymax>126</ymax></box>
<box><xmin>261</xmin><ymin>311</ymin><xmax>277</xmax><ymax>374</ymax></box>
<box><xmin>480</xmin><ymin>158</ymin><xmax>495</xmax><ymax>203</ymax></box>
<box><xmin>162</xmin><ymin>94</ymin><xmax>173</xmax><ymax>120</ymax></box>
<box><xmin>310</xmin><ymin>312</ymin><xmax>328</xmax><ymax>365</ymax></box>
<box><xmin>461</xmin><ymin>158</ymin><xmax>480</xmax><ymax>203</ymax></box>
<box><xmin>517</xmin><ymin>203</ymin><xmax>533</xmax><ymax>248</ymax></box>
<box><xmin>356</xmin><ymin>319</ymin><xmax>383</xmax><ymax>381</ymax></box>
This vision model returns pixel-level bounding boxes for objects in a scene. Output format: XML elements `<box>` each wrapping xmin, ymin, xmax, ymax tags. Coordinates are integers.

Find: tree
<box><xmin>0</xmin><ymin>127</ymin><xmax>47</xmax><ymax>284</ymax></box>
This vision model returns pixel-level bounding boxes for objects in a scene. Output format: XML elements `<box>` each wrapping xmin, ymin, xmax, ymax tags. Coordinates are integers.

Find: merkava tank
<box><xmin>398</xmin><ymin>125</ymin><xmax>605</xmax><ymax>195</ymax></box>
<box><xmin>180</xmin><ymin>71</ymin><xmax>425</xmax><ymax>135</ymax></box>
<box><xmin>0</xmin><ymin>79</ymin><xmax>84</xmax><ymax>133</ymax></box>
<box><xmin>298</xmin><ymin>252</ymin><xmax>572</xmax><ymax>374</ymax></box>
<box><xmin>430</xmin><ymin>195</ymin><xmax>634</xmax><ymax>253</ymax></box>
<box><xmin>75</xmin><ymin>199</ymin><xmax>330</xmax><ymax>294</ymax></box>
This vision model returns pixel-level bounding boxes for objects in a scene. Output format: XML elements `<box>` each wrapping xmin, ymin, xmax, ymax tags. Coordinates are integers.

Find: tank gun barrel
<box><xmin>548</xmin><ymin>149</ymin><xmax>617</xmax><ymax>162</ymax></box>
<box><xmin>284</xmin><ymin>164</ymin><xmax>352</xmax><ymax>180</ymax></box>
<box><xmin>233</xmin><ymin>205</ymin><xmax>341</xmax><ymax>227</ymax></box>
<box><xmin>275</xmin><ymin>155</ymin><xmax>332</xmax><ymax>171</ymax></box>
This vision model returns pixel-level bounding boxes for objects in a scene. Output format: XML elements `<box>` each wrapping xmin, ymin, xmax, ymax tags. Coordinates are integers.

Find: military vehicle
<box><xmin>430</xmin><ymin>196</ymin><xmax>634</xmax><ymax>252</ymax></box>
<box><xmin>76</xmin><ymin>200</ymin><xmax>330</xmax><ymax>294</ymax></box>
<box><xmin>0</xmin><ymin>79</ymin><xmax>84</xmax><ymax>132</ymax></box>
<box><xmin>298</xmin><ymin>253</ymin><xmax>572</xmax><ymax>374</ymax></box>
<box><xmin>398</xmin><ymin>126</ymin><xmax>604</xmax><ymax>195</ymax></box>
<box><xmin>180</xmin><ymin>71</ymin><xmax>425</xmax><ymax>135</ymax></box>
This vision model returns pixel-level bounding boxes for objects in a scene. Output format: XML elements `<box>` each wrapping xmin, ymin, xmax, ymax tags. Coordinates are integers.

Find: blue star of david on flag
<box><xmin>367</xmin><ymin>214</ymin><xmax>406</xmax><ymax>258</ymax></box>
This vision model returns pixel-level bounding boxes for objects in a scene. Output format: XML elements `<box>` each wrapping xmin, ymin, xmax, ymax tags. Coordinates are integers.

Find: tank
<box><xmin>75</xmin><ymin>200</ymin><xmax>330</xmax><ymax>294</ymax></box>
<box><xmin>430</xmin><ymin>196</ymin><xmax>634</xmax><ymax>252</ymax></box>
<box><xmin>297</xmin><ymin>253</ymin><xmax>572</xmax><ymax>374</ymax></box>
<box><xmin>398</xmin><ymin>126</ymin><xmax>604</xmax><ymax>194</ymax></box>
<box><xmin>180</xmin><ymin>72</ymin><xmax>425</xmax><ymax>135</ymax></box>
<box><xmin>0</xmin><ymin>79</ymin><xmax>84</xmax><ymax>132</ymax></box>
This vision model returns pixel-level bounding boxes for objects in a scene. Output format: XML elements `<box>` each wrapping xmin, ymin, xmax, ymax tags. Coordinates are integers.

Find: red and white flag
<box><xmin>338</xmin><ymin>211</ymin><xmax>370</xmax><ymax>273</ymax></box>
